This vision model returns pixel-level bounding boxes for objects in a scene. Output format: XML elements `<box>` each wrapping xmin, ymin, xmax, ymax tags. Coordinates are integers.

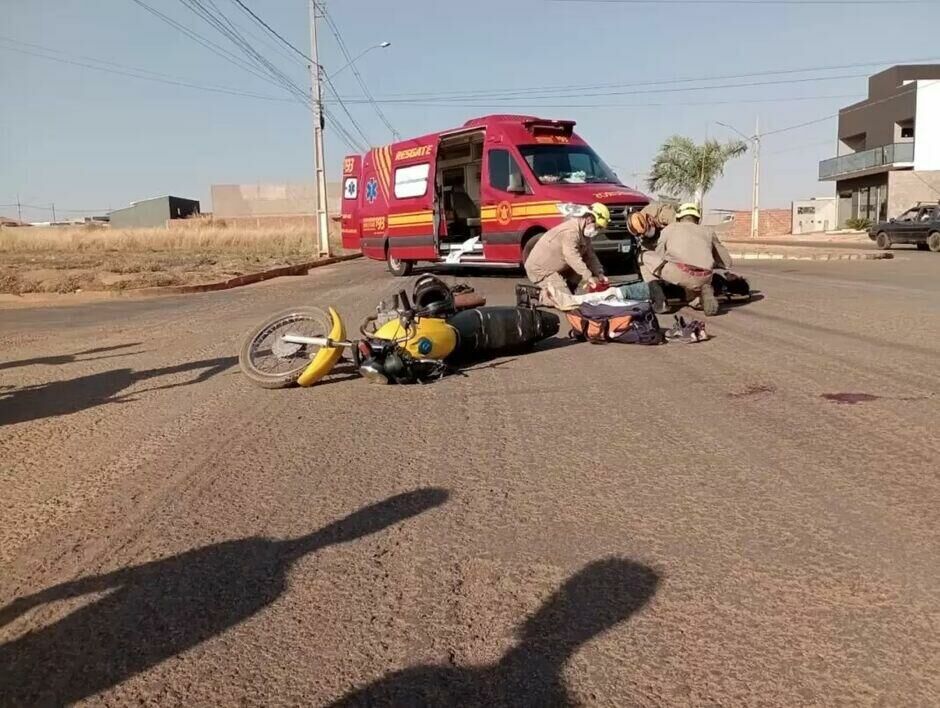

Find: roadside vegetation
<box><xmin>845</xmin><ymin>217</ymin><xmax>872</xmax><ymax>231</ymax></box>
<box><xmin>0</xmin><ymin>220</ymin><xmax>341</xmax><ymax>294</ymax></box>
<box><xmin>648</xmin><ymin>135</ymin><xmax>748</xmax><ymax>207</ymax></box>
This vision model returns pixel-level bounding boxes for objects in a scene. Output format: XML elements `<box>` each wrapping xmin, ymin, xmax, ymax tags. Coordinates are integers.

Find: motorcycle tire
<box><xmin>239</xmin><ymin>307</ymin><xmax>334</xmax><ymax>389</ymax></box>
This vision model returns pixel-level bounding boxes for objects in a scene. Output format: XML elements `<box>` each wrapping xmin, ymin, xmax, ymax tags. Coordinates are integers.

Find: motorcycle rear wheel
<box><xmin>239</xmin><ymin>307</ymin><xmax>333</xmax><ymax>389</ymax></box>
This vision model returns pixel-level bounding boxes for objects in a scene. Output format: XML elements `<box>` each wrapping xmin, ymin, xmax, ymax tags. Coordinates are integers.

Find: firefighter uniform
<box><xmin>525</xmin><ymin>219</ymin><xmax>604</xmax><ymax>311</ymax></box>
<box><xmin>639</xmin><ymin>220</ymin><xmax>732</xmax><ymax>295</ymax></box>
<box><xmin>640</xmin><ymin>201</ymin><xmax>677</xmax><ymax>229</ymax></box>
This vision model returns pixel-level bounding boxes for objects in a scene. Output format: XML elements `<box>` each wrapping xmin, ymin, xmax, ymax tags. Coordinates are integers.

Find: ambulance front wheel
<box><xmin>387</xmin><ymin>252</ymin><xmax>414</xmax><ymax>277</ymax></box>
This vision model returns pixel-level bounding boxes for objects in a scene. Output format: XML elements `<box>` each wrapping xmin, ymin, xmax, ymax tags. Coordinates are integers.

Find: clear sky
<box><xmin>2</xmin><ymin>0</ymin><xmax>938</xmax><ymax>221</ymax></box>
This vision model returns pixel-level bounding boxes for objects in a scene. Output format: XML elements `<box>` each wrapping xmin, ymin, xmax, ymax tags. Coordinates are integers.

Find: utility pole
<box><xmin>699</xmin><ymin>123</ymin><xmax>708</xmax><ymax>213</ymax></box>
<box><xmin>16</xmin><ymin>194</ymin><xmax>22</xmax><ymax>223</ymax></box>
<box><xmin>751</xmin><ymin>116</ymin><xmax>760</xmax><ymax>239</ymax></box>
<box><xmin>717</xmin><ymin>119</ymin><xmax>760</xmax><ymax>237</ymax></box>
<box><xmin>309</xmin><ymin>0</ymin><xmax>331</xmax><ymax>258</ymax></box>
<box><xmin>51</xmin><ymin>202</ymin><xmax>56</xmax><ymax>223</ymax></box>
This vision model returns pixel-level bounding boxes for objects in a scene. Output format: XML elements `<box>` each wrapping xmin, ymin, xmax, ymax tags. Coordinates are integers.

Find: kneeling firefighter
<box><xmin>524</xmin><ymin>203</ymin><xmax>610</xmax><ymax>311</ymax></box>
<box><xmin>638</xmin><ymin>203</ymin><xmax>732</xmax><ymax>316</ymax></box>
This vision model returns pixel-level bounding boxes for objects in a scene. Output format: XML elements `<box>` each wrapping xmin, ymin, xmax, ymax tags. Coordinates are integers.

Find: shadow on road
<box><xmin>0</xmin><ymin>488</ymin><xmax>449</xmax><ymax>706</ymax></box>
<box><xmin>330</xmin><ymin>557</ymin><xmax>659</xmax><ymax>706</ymax></box>
<box><xmin>0</xmin><ymin>343</ymin><xmax>143</xmax><ymax>371</ymax></box>
<box><xmin>675</xmin><ymin>291</ymin><xmax>766</xmax><ymax>318</ymax></box>
<box><xmin>0</xmin><ymin>356</ymin><xmax>236</xmax><ymax>426</ymax></box>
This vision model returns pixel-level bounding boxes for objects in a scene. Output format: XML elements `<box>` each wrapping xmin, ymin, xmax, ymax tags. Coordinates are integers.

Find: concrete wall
<box><xmin>110</xmin><ymin>198</ymin><xmax>171</xmax><ymax>229</ymax></box>
<box><xmin>211</xmin><ymin>183</ymin><xmax>341</xmax><ymax>218</ymax></box>
<box><xmin>887</xmin><ymin>170</ymin><xmax>940</xmax><ymax>218</ymax></box>
<box><xmin>792</xmin><ymin>198</ymin><xmax>837</xmax><ymax>234</ymax></box>
<box><xmin>914</xmin><ymin>80</ymin><xmax>940</xmax><ymax>170</ymax></box>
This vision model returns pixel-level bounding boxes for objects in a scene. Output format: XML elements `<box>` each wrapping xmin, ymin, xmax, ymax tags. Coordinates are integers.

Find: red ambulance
<box><xmin>340</xmin><ymin>114</ymin><xmax>649</xmax><ymax>276</ymax></box>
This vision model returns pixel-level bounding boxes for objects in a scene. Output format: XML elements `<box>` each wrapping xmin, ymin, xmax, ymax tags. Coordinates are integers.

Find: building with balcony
<box><xmin>819</xmin><ymin>65</ymin><xmax>940</xmax><ymax>227</ymax></box>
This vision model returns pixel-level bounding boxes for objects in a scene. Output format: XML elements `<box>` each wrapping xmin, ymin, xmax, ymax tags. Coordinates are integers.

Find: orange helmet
<box><xmin>628</xmin><ymin>211</ymin><xmax>651</xmax><ymax>236</ymax></box>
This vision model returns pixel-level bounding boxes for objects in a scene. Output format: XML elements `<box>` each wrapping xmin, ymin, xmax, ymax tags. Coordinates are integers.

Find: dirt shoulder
<box><xmin>0</xmin><ymin>221</ymin><xmax>350</xmax><ymax>297</ymax></box>
<box><xmin>0</xmin><ymin>251</ymin><xmax>327</xmax><ymax>295</ymax></box>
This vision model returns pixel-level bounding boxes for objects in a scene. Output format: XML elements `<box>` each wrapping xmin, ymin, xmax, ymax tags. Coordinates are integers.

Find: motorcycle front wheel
<box><xmin>238</xmin><ymin>307</ymin><xmax>333</xmax><ymax>389</ymax></box>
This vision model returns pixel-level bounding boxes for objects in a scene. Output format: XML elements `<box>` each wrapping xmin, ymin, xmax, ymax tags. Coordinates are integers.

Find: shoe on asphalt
<box><xmin>665</xmin><ymin>315</ymin><xmax>709</xmax><ymax>343</ymax></box>
<box><xmin>700</xmin><ymin>282</ymin><xmax>719</xmax><ymax>316</ymax></box>
<box><xmin>648</xmin><ymin>280</ymin><xmax>669</xmax><ymax>314</ymax></box>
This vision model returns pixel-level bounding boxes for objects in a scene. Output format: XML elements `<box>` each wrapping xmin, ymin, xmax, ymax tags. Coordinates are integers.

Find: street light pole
<box><xmin>717</xmin><ymin>120</ymin><xmax>760</xmax><ymax>238</ymax></box>
<box><xmin>752</xmin><ymin>116</ymin><xmax>760</xmax><ymax>239</ymax></box>
<box><xmin>309</xmin><ymin>0</ymin><xmax>330</xmax><ymax>258</ymax></box>
<box><xmin>328</xmin><ymin>42</ymin><xmax>390</xmax><ymax>81</ymax></box>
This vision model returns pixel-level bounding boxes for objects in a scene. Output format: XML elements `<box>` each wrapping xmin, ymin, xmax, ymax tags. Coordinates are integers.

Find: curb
<box><xmin>728</xmin><ymin>251</ymin><xmax>893</xmax><ymax>262</ymax></box>
<box><xmin>723</xmin><ymin>239</ymin><xmax>874</xmax><ymax>251</ymax></box>
<box><xmin>130</xmin><ymin>253</ymin><xmax>362</xmax><ymax>296</ymax></box>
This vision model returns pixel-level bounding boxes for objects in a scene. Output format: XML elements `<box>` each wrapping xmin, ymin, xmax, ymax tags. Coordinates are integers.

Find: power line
<box><xmin>317</xmin><ymin>3</ymin><xmax>399</xmax><ymax>139</ymax></box>
<box><xmin>329</xmin><ymin>55</ymin><xmax>940</xmax><ymax>102</ymax></box>
<box><xmin>132</xmin><ymin>0</ymin><xmax>360</xmax><ymax>151</ymax></box>
<box><xmin>0</xmin><ymin>39</ymin><xmax>291</xmax><ymax>101</ymax></box>
<box><xmin>549</xmin><ymin>0</ymin><xmax>935</xmax><ymax>5</ymax></box>
<box><xmin>910</xmin><ymin>172</ymin><xmax>940</xmax><ymax>198</ymax></box>
<box><xmin>7</xmin><ymin>33</ymin><xmax>857</xmax><ymax>145</ymax></box>
<box><xmin>332</xmin><ymin>72</ymin><xmax>874</xmax><ymax>105</ymax></box>
<box><xmin>324</xmin><ymin>106</ymin><xmax>371</xmax><ymax>154</ymax></box>
<box><xmin>177</xmin><ymin>0</ymin><xmax>311</xmax><ymax>103</ymax></box>
<box><xmin>229</xmin><ymin>0</ymin><xmax>317</xmax><ymax>67</ymax></box>
<box><xmin>129</xmin><ymin>0</ymin><xmax>365</xmax><ymax>152</ymax></box>
<box><xmin>0</xmin><ymin>36</ymin><xmax>365</xmax><ymax>154</ymax></box>
<box><xmin>227</xmin><ymin>0</ymin><xmax>373</xmax><ymax>149</ymax></box>
<box><xmin>219</xmin><ymin>0</ymin><xmax>372</xmax><ymax>148</ymax></box>
<box><xmin>220</xmin><ymin>2</ymin><xmax>306</xmax><ymax>66</ymax></box>
<box><xmin>128</xmin><ymin>0</ymin><xmax>284</xmax><ymax>87</ymax></box>
<box><xmin>177</xmin><ymin>0</ymin><xmax>368</xmax><ymax>151</ymax></box>
<box><xmin>195</xmin><ymin>0</ymin><xmax>366</xmax><ymax>149</ymax></box>
<box><xmin>325</xmin><ymin>92</ymin><xmax>861</xmax><ymax>110</ymax></box>
<box><xmin>0</xmin><ymin>203</ymin><xmax>109</xmax><ymax>214</ymax></box>
<box><xmin>203</xmin><ymin>0</ymin><xmax>314</xmax><ymax>103</ymax></box>
<box><xmin>761</xmin><ymin>79</ymin><xmax>940</xmax><ymax>138</ymax></box>
<box><xmin>765</xmin><ymin>138</ymin><xmax>833</xmax><ymax>156</ymax></box>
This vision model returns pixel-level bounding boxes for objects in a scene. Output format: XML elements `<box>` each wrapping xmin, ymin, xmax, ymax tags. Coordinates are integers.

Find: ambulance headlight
<box><xmin>556</xmin><ymin>203</ymin><xmax>590</xmax><ymax>218</ymax></box>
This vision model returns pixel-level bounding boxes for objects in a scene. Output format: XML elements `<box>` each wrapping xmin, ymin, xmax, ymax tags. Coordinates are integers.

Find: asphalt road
<box><xmin>2</xmin><ymin>254</ymin><xmax>938</xmax><ymax>706</ymax></box>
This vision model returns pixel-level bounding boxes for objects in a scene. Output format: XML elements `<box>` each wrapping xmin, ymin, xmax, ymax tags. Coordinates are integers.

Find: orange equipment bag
<box><xmin>565</xmin><ymin>302</ymin><xmax>663</xmax><ymax>345</ymax></box>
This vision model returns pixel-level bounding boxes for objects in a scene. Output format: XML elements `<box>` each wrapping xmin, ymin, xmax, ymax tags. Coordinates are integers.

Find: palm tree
<box><xmin>647</xmin><ymin>135</ymin><xmax>748</xmax><ymax>208</ymax></box>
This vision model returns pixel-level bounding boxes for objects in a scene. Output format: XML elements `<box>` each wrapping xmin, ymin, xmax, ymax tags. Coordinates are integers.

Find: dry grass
<box><xmin>0</xmin><ymin>221</ymin><xmax>320</xmax><ymax>258</ymax></box>
<box><xmin>0</xmin><ymin>221</ymin><xmax>347</xmax><ymax>295</ymax></box>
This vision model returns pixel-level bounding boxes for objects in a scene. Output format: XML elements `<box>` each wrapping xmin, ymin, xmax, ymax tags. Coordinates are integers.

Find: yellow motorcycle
<box><xmin>238</xmin><ymin>276</ymin><xmax>559</xmax><ymax>388</ymax></box>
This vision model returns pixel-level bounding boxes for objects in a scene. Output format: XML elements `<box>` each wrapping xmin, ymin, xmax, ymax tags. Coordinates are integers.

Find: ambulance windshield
<box><xmin>519</xmin><ymin>145</ymin><xmax>620</xmax><ymax>185</ymax></box>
